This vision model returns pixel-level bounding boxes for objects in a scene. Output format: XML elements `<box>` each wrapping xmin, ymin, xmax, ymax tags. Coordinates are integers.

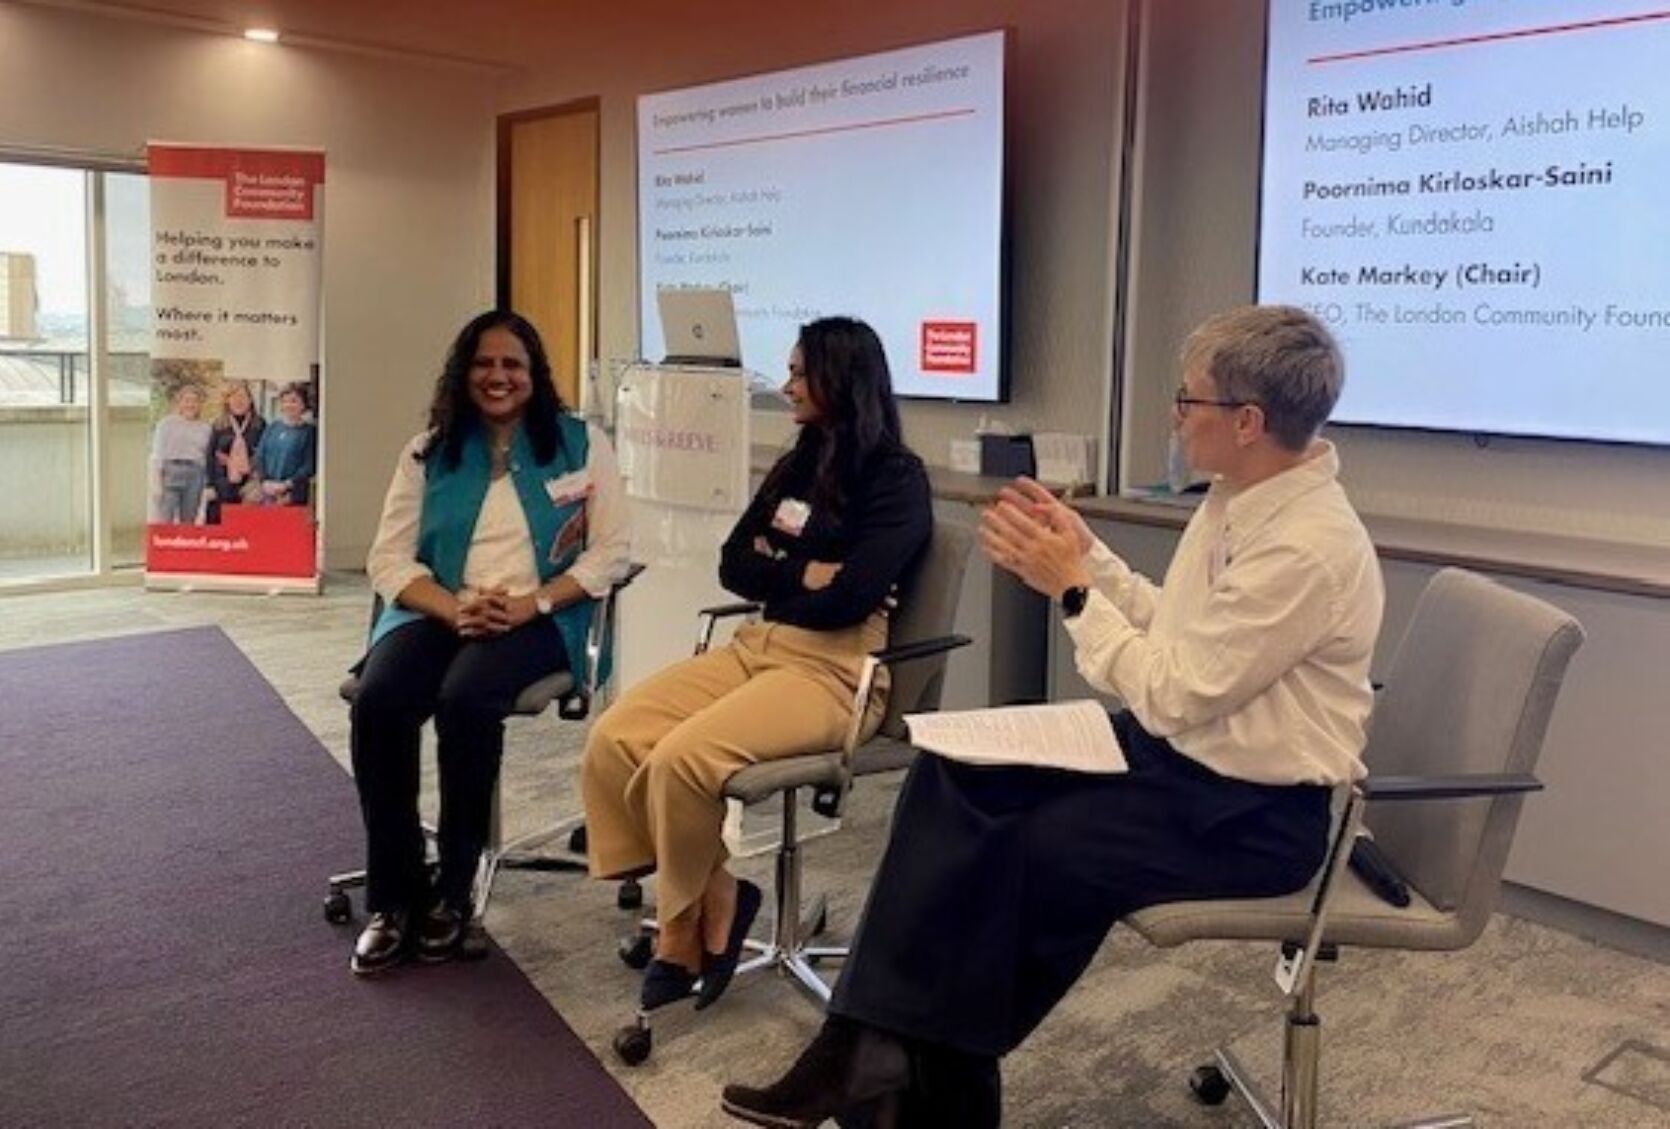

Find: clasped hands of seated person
<box><xmin>979</xmin><ymin>477</ymin><xmax>1094</xmax><ymax>600</ymax></box>
<box><xmin>451</xmin><ymin>587</ymin><xmax>540</xmax><ymax>637</ymax></box>
<box><xmin>753</xmin><ymin>535</ymin><xmax>842</xmax><ymax>591</ymax></box>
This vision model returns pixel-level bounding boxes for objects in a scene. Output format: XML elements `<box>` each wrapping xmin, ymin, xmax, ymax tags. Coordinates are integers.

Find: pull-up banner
<box><xmin>144</xmin><ymin>143</ymin><xmax>324</xmax><ymax>590</ymax></box>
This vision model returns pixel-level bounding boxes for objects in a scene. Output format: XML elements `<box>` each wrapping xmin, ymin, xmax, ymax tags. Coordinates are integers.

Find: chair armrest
<box><xmin>1276</xmin><ymin>771</ymin><xmax>1543</xmax><ymax>996</ymax></box>
<box><xmin>698</xmin><ymin>601</ymin><xmax>765</xmax><ymax>620</ymax></box>
<box><xmin>808</xmin><ymin>634</ymin><xmax>976</xmax><ymax>821</ymax></box>
<box><xmin>575</xmin><ymin>562</ymin><xmax>649</xmax><ymax>711</ymax></box>
<box><xmin>614</xmin><ymin>562</ymin><xmax>647</xmax><ymax>592</ymax></box>
<box><xmin>694</xmin><ymin>601</ymin><xmax>764</xmax><ymax>655</ymax></box>
<box><xmin>870</xmin><ymin>634</ymin><xmax>973</xmax><ymax>668</ymax></box>
<box><xmin>1362</xmin><ymin>773</ymin><xmax>1543</xmax><ymax>802</ymax></box>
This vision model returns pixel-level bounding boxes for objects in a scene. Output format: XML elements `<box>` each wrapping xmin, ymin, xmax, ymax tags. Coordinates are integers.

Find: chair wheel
<box><xmin>614</xmin><ymin>1023</ymin><xmax>653</xmax><ymax>1066</ymax></box>
<box><xmin>618</xmin><ymin>932</ymin><xmax>654</xmax><ymax>970</ymax></box>
<box><xmin>568</xmin><ymin>825</ymin><xmax>588</xmax><ymax>853</ymax></box>
<box><xmin>323</xmin><ymin>891</ymin><xmax>352</xmax><ymax>924</ymax></box>
<box><xmin>1190</xmin><ymin>1064</ymin><xmax>1231</xmax><ymax>1106</ymax></box>
<box><xmin>617</xmin><ymin>878</ymin><xmax>644</xmax><ymax>911</ymax></box>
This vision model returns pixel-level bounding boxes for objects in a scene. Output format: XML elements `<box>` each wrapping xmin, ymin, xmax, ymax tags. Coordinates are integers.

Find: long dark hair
<box><xmin>759</xmin><ymin>316</ymin><xmax>909</xmax><ymax>518</ymax></box>
<box><xmin>419</xmin><ymin>310</ymin><xmax>568</xmax><ymax>468</ymax></box>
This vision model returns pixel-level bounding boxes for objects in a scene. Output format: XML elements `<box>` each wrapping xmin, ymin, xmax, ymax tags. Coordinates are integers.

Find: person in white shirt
<box><xmin>349</xmin><ymin>310</ymin><xmax>630</xmax><ymax>976</ymax></box>
<box><xmin>721</xmin><ymin>305</ymin><xmax>1384</xmax><ymax>1128</ymax></box>
<box><xmin>149</xmin><ymin>384</ymin><xmax>212</xmax><ymax>524</ymax></box>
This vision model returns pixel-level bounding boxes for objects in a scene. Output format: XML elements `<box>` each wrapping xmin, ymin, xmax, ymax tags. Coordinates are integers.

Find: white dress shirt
<box><xmin>1064</xmin><ymin>442</ymin><xmax>1383</xmax><ymax>786</ymax></box>
<box><xmin>366</xmin><ymin>422</ymin><xmax>631</xmax><ymax>604</ymax></box>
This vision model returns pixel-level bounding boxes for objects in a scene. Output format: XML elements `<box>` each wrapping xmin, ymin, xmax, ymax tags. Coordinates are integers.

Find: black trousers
<box><xmin>830</xmin><ymin>711</ymin><xmax>1331</xmax><ymax>1068</ymax></box>
<box><xmin>349</xmin><ymin>616</ymin><xmax>569</xmax><ymax>913</ymax></box>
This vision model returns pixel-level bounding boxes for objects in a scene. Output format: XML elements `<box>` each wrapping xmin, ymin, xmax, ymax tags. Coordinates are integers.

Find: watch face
<box><xmin>1062</xmin><ymin>586</ymin><xmax>1088</xmax><ymax>617</ymax></box>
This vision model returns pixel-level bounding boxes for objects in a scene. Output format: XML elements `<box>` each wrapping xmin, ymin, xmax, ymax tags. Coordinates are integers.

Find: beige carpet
<box><xmin>3</xmin><ymin>576</ymin><xmax>1668</xmax><ymax>1128</ymax></box>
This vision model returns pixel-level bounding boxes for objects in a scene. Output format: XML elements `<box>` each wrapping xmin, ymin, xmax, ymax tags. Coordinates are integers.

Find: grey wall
<box><xmin>1122</xmin><ymin>0</ymin><xmax>1670</xmax><ymax>552</ymax></box>
<box><xmin>502</xmin><ymin>0</ymin><xmax>1131</xmax><ymax>471</ymax></box>
<box><xmin>0</xmin><ymin>4</ymin><xmax>500</xmax><ymax>571</ymax></box>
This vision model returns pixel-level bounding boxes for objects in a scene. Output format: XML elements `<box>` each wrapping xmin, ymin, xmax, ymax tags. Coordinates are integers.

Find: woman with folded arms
<box><xmin>349</xmin><ymin>310</ymin><xmax>629</xmax><ymax>976</ymax></box>
<box><xmin>582</xmin><ymin>315</ymin><xmax>932</xmax><ymax>1015</ymax></box>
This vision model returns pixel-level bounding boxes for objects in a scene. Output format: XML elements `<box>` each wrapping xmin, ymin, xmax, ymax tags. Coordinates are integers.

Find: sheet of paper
<box><xmin>904</xmin><ymin>700</ymin><xmax>1128</xmax><ymax>775</ymax></box>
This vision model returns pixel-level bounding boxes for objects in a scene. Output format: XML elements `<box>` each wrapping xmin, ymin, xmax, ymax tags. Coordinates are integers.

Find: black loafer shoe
<box><xmin>350</xmin><ymin>910</ymin><xmax>411</xmax><ymax>976</ymax></box>
<box><xmin>695</xmin><ymin>878</ymin><xmax>762</xmax><ymax>1011</ymax></box>
<box><xmin>721</xmin><ymin>1018</ymin><xmax>909</xmax><ymax>1127</ymax></box>
<box><xmin>417</xmin><ymin>902</ymin><xmax>466</xmax><ymax>962</ymax></box>
<box><xmin>641</xmin><ymin>958</ymin><xmax>698</xmax><ymax>1011</ymax></box>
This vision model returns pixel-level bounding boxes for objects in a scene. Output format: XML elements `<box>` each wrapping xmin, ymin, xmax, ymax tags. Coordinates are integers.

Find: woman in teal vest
<box><xmin>350</xmin><ymin>310</ymin><xmax>630</xmax><ymax>976</ymax></box>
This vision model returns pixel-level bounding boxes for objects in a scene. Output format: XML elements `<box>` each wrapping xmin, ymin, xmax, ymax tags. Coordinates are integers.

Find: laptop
<box><xmin>656</xmin><ymin>287</ymin><xmax>742</xmax><ymax>368</ymax></box>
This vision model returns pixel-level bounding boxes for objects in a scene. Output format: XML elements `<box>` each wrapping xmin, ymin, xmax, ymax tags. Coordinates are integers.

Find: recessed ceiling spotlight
<box><xmin>244</xmin><ymin>28</ymin><xmax>281</xmax><ymax>43</ymax></box>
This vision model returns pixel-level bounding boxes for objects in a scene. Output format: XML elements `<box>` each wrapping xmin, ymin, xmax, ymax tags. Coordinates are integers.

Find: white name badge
<box><xmin>771</xmin><ymin>498</ymin><xmax>812</xmax><ymax>536</ymax></box>
<box><xmin>545</xmin><ymin>469</ymin><xmax>592</xmax><ymax>506</ymax></box>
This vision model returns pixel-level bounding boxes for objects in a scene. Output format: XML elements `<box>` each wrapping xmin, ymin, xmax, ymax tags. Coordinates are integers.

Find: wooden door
<box><xmin>499</xmin><ymin>100</ymin><xmax>599</xmax><ymax>408</ymax></box>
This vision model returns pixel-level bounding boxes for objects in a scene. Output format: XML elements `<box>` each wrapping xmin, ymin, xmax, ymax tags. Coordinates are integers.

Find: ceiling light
<box><xmin>244</xmin><ymin>28</ymin><xmax>281</xmax><ymax>43</ymax></box>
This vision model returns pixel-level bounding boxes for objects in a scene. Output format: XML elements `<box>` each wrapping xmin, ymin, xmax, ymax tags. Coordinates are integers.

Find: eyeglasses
<box><xmin>1173</xmin><ymin>385</ymin><xmax>1250</xmax><ymax>414</ymax></box>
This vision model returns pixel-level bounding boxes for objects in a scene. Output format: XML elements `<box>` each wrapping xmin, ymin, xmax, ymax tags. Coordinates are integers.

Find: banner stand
<box><xmin>143</xmin><ymin>573</ymin><xmax>322</xmax><ymax>596</ymax></box>
<box><xmin>143</xmin><ymin>143</ymin><xmax>326</xmax><ymax>594</ymax></box>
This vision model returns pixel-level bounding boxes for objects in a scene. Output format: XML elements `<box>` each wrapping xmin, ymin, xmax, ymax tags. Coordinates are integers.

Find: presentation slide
<box><xmin>638</xmin><ymin>30</ymin><xmax>1007</xmax><ymax>402</ymax></box>
<box><xmin>1259</xmin><ymin>2</ymin><xmax>1670</xmax><ymax>445</ymax></box>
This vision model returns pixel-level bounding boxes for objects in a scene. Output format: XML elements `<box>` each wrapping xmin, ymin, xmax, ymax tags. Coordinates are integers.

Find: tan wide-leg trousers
<box><xmin>582</xmin><ymin>612</ymin><xmax>889</xmax><ymax>926</ymax></box>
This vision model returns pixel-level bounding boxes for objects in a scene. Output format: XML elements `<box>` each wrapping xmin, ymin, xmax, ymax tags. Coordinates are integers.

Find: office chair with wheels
<box><xmin>325</xmin><ymin>563</ymin><xmax>646</xmax><ymax>941</ymax></box>
<box><xmin>1124</xmin><ymin>567</ymin><xmax>1584</xmax><ymax>1129</ymax></box>
<box><xmin>612</xmin><ymin>517</ymin><xmax>976</xmax><ymax>1065</ymax></box>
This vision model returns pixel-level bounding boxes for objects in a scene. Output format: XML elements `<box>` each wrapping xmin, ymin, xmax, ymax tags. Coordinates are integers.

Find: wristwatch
<box><xmin>534</xmin><ymin>592</ymin><xmax>554</xmax><ymax>617</ymax></box>
<box><xmin>1061</xmin><ymin>585</ymin><xmax>1089</xmax><ymax>619</ymax></box>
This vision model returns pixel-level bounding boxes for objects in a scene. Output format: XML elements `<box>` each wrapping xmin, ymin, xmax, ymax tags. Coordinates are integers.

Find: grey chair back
<box><xmin>876</xmin><ymin>517</ymin><xmax>976</xmax><ymax>739</ymax></box>
<box><xmin>1366</xmin><ymin>568</ymin><xmax>1584</xmax><ymax>934</ymax></box>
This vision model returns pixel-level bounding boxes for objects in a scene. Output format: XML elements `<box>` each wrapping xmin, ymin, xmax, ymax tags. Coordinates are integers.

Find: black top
<box><xmin>719</xmin><ymin>446</ymin><xmax>932</xmax><ymax>631</ymax></box>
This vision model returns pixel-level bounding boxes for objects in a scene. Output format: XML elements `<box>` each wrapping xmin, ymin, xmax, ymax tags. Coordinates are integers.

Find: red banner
<box><xmin>145</xmin><ymin>143</ymin><xmax>324</xmax><ymax>590</ymax></box>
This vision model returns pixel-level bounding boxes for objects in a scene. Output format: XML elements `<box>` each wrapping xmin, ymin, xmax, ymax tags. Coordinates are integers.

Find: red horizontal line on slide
<box><xmin>653</xmin><ymin>107</ymin><xmax>976</xmax><ymax>156</ymax></box>
<box><xmin>1307</xmin><ymin>9</ymin><xmax>1670</xmax><ymax>65</ymax></box>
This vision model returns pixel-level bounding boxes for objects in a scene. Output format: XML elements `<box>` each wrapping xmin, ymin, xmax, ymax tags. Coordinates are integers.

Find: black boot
<box><xmin>899</xmin><ymin>1044</ymin><xmax>1001</xmax><ymax>1129</ymax></box>
<box><xmin>721</xmin><ymin>1017</ymin><xmax>910</xmax><ymax>1128</ymax></box>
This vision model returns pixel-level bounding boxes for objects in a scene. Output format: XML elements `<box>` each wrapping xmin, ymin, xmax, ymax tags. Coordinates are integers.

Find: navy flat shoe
<box><xmin>641</xmin><ymin>958</ymin><xmax>698</xmax><ymax>1011</ymax></box>
<box><xmin>695</xmin><ymin>878</ymin><xmax>762</xmax><ymax>1011</ymax></box>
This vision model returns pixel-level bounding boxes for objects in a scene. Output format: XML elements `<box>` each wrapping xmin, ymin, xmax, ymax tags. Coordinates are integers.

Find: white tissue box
<box><xmin>949</xmin><ymin>438</ymin><xmax>982</xmax><ymax>474</ymax></box>
<box><xmin>1032</xmin><ymin>432</ymin><xmax>1097</xmax><ymax>487</ymax></box>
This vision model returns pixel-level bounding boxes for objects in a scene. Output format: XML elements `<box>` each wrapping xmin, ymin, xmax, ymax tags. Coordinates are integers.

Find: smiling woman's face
<box><xmin>469</xmin><ymin>325</ymin><xmax>533</xmax><ymax>425</ymax></box>
<box><xmin>782</xmin><ymin>345</ymin><xmax>823</xmax><ymax>425</ymax></box>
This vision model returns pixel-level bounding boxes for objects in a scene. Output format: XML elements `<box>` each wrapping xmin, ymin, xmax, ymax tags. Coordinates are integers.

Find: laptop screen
<box><xmin>655</xmin><ymin>288</ymin><xmax>741</xmax><ymax>367</ymax></box>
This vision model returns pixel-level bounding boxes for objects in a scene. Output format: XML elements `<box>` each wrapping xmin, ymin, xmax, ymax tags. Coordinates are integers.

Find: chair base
<box><xmin>324</xmin><ymin>815</ymin><xmax>589</xmax><ymax>928</ymax></box>
<box><xmin>625</xmin><ymin>893</ymin><xmax>839</xmax><ymax>1002</ymax></box>
<box><xmin>732</xmin><ymin>891</ymin><xmax>842</xmax><ymax>1004</ymax></box>
<box><xmin>612</xmin><ymin>893</ymin><xmax>841</xmax><ymax>1067</ymax></box>
<box><xmin>1200</xmin><ymin>1044</ymin><xmax>1474</xmax><ymax>1129</ymax></box>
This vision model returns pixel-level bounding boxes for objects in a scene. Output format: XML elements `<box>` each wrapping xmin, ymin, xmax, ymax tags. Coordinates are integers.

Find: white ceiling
<box><xmin>18</xmin><ymin>0</ymin><xmax>620</xmax><ymax>70</ymax></box>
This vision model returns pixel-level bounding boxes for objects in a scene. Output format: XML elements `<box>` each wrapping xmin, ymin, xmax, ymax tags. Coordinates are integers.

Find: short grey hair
<box><xmin>1180</xmin><ymin>305</ymin><xmax>1344</xmax><ymax>451</ymax></box>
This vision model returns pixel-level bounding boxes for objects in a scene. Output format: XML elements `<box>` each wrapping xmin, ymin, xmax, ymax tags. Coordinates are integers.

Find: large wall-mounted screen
<box><xmin>1258</xmin><ymin>2</ymin><xmax>1670</xmax><ymax>445</ymax></box>
<box><xmin>638</xmin><ymin>30</ymin><xmax>1008</xmax><ymax>402</ymax></box>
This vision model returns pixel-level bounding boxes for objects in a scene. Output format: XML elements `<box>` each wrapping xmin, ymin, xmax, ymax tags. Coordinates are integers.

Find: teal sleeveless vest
<box><xmin>369</xmin><ymin>415</ymin><xmax>606</xmax><ymax>685</ymax></box>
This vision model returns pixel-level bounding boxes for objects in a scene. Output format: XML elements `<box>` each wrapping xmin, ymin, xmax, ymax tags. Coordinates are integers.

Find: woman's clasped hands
<box><xmin>453</xmin><ymin>586</ymin><xmax>537</xmax><ymax>637</ymax></box>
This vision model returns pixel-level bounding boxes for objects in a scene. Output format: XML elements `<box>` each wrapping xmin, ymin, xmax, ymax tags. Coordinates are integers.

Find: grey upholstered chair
<box><xmin>325</xmin><ymin>563</ymin><xmax>645</xmax><ymax>937</ymax></box>
<box><xmin>612</xmin><ymin>517</ymin><xmax>975</xmax><ymax>1065</ymax></box>
<box><xmin>1125</xmin><ymin>567</ymin><xmax>1585</xmax><ymax>1129</ymax></box>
